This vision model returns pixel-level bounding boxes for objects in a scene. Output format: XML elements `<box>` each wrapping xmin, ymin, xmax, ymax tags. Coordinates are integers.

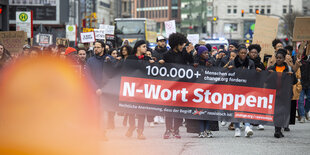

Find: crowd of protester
<box><xmin>0</xmin><ymin>32</ymin><xmax>309</xmax><ymax>140</ymax></box>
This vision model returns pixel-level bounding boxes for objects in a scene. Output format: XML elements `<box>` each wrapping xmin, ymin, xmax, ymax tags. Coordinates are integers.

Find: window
<box><xmin>261</xmin><ymin>6</ymin><xmax>265</xmax><ymax>14</ymax></box>
<box><xmin>304</xmin><ymin>7</ymin><xmax>308</xmax><ymax>15</ymax></box>
<box><xmin>172</xmin><ymin>10</ymin><xmax>178</xmax><ymax>18</ymax></box>
<box><xmin>224</xmin><ymin>23</ymin><xmax>238</xmax><ymax>33</ymax></box>
<box><xmin>267</xmin><ymin>6</ymin><xmax>271</xmax><ymax>14</ymax></box>
<box><xmin>283</xmin><ymin>5</ymin><xmax>287</xmax><ymax>14</ymax></box>
<box><xmin>249</xmin><ymin>6</ymin><xmax>253</xmax><ymax>13</ymax></box>
<box><xmin>227</xmin><ymin>6</ymin><xmax>231</xmax><ymax>14</ymax></box>
<box><xmin>233</xmin><ymin>6</ymin><xmax>237</xmax><ymax>14</ymax></box>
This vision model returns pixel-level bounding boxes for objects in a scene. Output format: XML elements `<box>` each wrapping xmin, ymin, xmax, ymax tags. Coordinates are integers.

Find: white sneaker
<box><xmin>300</xmin><ymin>117</ymin><xmax>306</xmax><ymax>123</ymax></box>
<box><xmin>240</xmin><ymin>123</ymin><xmax>244</xmax><ymax>129</ymax></box>
<box><xmin>245</xmin><ymin>126</ymin><xmax>253</xmax><ymax>137</ymax></box>
<box><xmin>221</xmin><ymin>121</ymin><xmax>227</xmax><ymax>126</ymax></box>
<box><xmin>235</xmin><ymin>128</ymin><xmax>241</xmax><ymax>137</ymax></box>
<box><xmin>159</xmin><ymin>116</ymin><xmax>165</xmax><ymax>124</ymax></box>
<box><xmin>257</xmin><ymin>124</ymin><xmax>264</xmax><ymax>130</ymax></box>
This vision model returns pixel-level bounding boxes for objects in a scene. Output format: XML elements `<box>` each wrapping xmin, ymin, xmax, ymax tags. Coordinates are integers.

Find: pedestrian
<box><xmin>0</xmin><ymin>44</ymin><xmax>12</xmax><ymax>70</ymax></box>
<box><xmin>120</xmin><ymin>45</ymin><xmax>133</xmax><ymax>60</ymax></box>
<box><xmin>87</xmin><ymin>40</ymin><xmax>115</xmax><ymax>141</ymax></box>
<box><xmin>125</xmin><ymin>40</ymin><xmax>154</xmax><ymax>140</ymax></box>
<box><xmin>267</xmin><ymin>49</ymin><xmax>297</xmax><ymax>138</ymax></box>
<box><xmin>297</xmin><ymin>43</ymin><xmax>310</xmax><ymax>123</ymax></box>
<box><xmin>190</xmin><ymin>45</ymin><xmax>218</xmax><ymax>138</ymax></box>
<box><xmin>152</xmin><ymin>36</ymin><xmax>168</xmax><ymax>62</ymax></box>
<box><xmin>228</xmin><ymin>46</ymin><xmax>255</xmax><ymax>137</ymax></box>
<box><xmin>159</xmin><ymin>32</ymin><xmax>194</xmax><ymax>139</ymax></box>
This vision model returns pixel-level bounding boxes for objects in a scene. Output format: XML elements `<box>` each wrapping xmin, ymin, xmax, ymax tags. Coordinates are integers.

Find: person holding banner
<box><xmin>153</xmin><ymin>36</ymin><xmax>168</xmax><ymax>62</ymax></box>
<box><xmin>228</xmin><ymin>46</ymin><xmax>255</xmax><ymax>137</ymax></box>
<box><xmin>267</xmin><ymin>49</ymin><xmax>297</xmax><ymax>138</ymax></box>
<box><xmin>124</xmin><ymin>40</ymin><xmax>154</xmax><ymax>140</ymax></box>
<box><xmin>159</xmin><ymin>33</ymin><xmax>194</xmax><ymax>139</ymax></box>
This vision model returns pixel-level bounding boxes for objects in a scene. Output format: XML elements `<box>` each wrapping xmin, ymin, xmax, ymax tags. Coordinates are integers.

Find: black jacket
<box><xmin>250</xmin><ymin>56</ymin><xmax>265</xmax><ymax>70</ymax></box>
<box><xmin>300</xmin><ymin>55</ymin><xmax>310</xmax><ymax>89</ymax></box>
<box><xmin>229</xmin><ymin>55</ymin><xmax>255</xmax><ymax>69</ymax></box>
<box><xmin>163</xmin><ymin>49</ymin><xmax>193</xmax><ymax>64</ymax></box>
<box><xmin>152</xmin><ymin>46</ymin><xmax>168</xmax><ymax>61</ymax></box>
<box><xmin>267</xmin><ymin>62</ymin><xmax>297</xmax><ymax>85</ymax></box>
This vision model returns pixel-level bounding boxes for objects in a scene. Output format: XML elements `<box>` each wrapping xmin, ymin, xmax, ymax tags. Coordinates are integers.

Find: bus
<box><xmin>115</xmin><ymin>18</ymin><xmax>157</xmax><ymax>48</ymax></box>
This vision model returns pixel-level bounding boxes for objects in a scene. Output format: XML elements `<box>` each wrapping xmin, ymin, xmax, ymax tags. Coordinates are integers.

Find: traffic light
<box><xmin>255</xmin><ymin>9</ymin><xmax>259</xmax><ymax>14</ymax></box>
<box><xmin>241</xmin><ymin>9</ymin><xmax>244</xmax><ymax>17</ymax></box>
<box><xmin>0</xmin><ymin>8</ymin><xmax>2</xmax><ymax>14</ymax></box>
<box><xmin>213</xmin><ymin>17</ymin><xmax>217</xmax><ymax>21</ymax></box>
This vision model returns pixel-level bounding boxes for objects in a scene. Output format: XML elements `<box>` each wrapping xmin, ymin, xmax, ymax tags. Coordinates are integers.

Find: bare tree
<box><xmin>281</xmin><ymin>12</ymin><xmax>303</xmax><ymax>44</ymax></box>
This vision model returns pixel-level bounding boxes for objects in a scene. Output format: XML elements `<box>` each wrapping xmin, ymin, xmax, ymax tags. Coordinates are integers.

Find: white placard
<box><xmin>66</xmin><ymin>25</ymin><xmax>77</xmax><ymax>42</ymax></box>
<box><xmin>164</xmin><ymin>20</ymin><xmax>176</xmax><ymax>38</ymax></box>
<box><xmin>187</xmin><ymin>34</ymin><xmax>200</xmax><ymax>45</ymax></box>
<box><xmin>80</xmin><ymin>32</ymin><xmax>96</xmax><ymax>43</ymax></box>
<box><xmin>99</xmin><ymin>24</ymin><xmax>115</xmax><ymax>35</ymax></box>
<box><xmin>36</xmin><ymin>34</ymin><xmax>53</xmax><ymax>46</ymax></box>
<box><xmin>16</xmin><ymin>11</ymin><xmax>32</xmax><ymax>38</ymax></box>
<box><xmin>94</xmin><ymin>29</ymin><xmax>106</xmax><ymax>40</ymax></box>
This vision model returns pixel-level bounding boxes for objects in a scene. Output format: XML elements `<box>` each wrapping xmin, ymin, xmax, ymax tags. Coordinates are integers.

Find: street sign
<box><xmin>66</xmin><ymin>25</ymin><xmax>77</xmax><ymax>42</ymax></box>
<box><xmin>16</xmin><ymin>11</ymin><xmax>33</xmax><ymax>38</ymax></box>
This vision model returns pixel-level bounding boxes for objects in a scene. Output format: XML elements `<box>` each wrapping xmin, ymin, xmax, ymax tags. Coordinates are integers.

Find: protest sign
<box><xmin>0</xmin><ymin>31</ymin><xmax>26</xmax><ymax>53</ymax></box>
<box><xmin>56</xmin><ymin>38</ymin><xmax>69</xmax><ymax>47</ymax></box>
<box><xmin>99</xmin><ymin>24</ymin><xmax>115</xmax><ymax>35</ymax></box>
<box><xmin>187</xmin><ymin>34</ymin><xmax>200</xmax><ymax>45</ymax></box>
<box><xmin>100</xmin><ymin>60</ymin><xmax>292</xmax><ymax>127</ymax></box>
<box><xmin>293</xmin><ymin>17</ymin><xmax>310</xmax><ymax>41</ymax></box>
<box><xmin>80</xmin><ymin>32</ymin><xmax>95</xmax><ymax>43</ymax></box>
<box><xmin>36</xmin><ymin>34</ymin><xmax>53</xmax><ymax>47</ymax></box>
<box><xmin>94</xmin><ymin>29</ymin><xmax>106</xmax><ymax>40</ymax></box>
<box><xmin>252</xmin><ymin>15</ymin><xmax>279</xmax><ymax>61</ymax></box>
<box><xmin>164</xmin><ymin>20</ymin><xmax>176</xmax><ymax>38</ymax></box>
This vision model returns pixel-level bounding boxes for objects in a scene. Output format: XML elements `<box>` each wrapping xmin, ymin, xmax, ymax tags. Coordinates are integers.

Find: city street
<box><xmin>102</xmin><ymin>116</ymin><xmax>310</xmax><ymax>155</ymax></box>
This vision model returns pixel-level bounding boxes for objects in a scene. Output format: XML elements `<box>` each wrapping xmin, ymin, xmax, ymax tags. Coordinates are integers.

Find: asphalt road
<box><xmin>101</xmin><ymin>116</ymin><xmax>310</xmax><ymax>155</ymax></box>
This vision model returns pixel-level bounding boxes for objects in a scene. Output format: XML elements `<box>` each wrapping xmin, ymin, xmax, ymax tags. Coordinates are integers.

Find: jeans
<box><xmin>234</xmin><ymin>122</ymin><xmax>250</xmax><ymax>129</ymax></box>
<box><xmin>298</xmin><ymin>88</ymin><xmax>310</xmax><ymax>117</ymax></box>
<box><xmin>165</xmin><ymin>117</ymin><xmax>183</xmax><ymax>131</ymax></box>
<box><xmin>199</xmin><ymin>120</ymin><xmax>211</xmax><ymax>132</ymax></box>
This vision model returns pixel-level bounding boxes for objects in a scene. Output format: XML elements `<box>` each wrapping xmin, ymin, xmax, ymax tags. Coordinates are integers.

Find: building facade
<box><xmin>180</xmin><ymin>0</ymin><xmax>213</xmax><ymax>37</ymax></box>
<box><xmin>212</xmin><ymin>0</ymin><xmax>303</xmax><ymax>42</ymax></box>
<box><xmin>132</xmin><ymin>0</ymin><xmax>181</xmax><ymax>34</ymax></box>
<box><xmin>0</xmin><ymin>0</ymin><xmax>9</xmax><ymax>31</ymax></box>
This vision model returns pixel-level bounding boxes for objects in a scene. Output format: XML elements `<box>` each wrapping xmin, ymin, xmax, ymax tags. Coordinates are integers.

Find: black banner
<box><xmin>100</xmin><ymin>60</ymin><xmax>292</xmax><ymax>127</ymax></box>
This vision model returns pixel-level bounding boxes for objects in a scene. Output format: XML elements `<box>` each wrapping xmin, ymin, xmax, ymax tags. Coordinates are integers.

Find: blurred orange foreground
<box><xmin>0</xmin><ymin>56</ymin><xmax>100</xmax><ymax>155</ymax></box>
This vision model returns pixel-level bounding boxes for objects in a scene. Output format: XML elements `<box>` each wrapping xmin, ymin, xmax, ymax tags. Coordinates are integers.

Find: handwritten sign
<box><xmin>0</xmin><ymin>31</ymin><xmax>27</xmax><ymax>53</ymax></box>
<box><xmin>252</xmin><ymin>15</ymin><xmax>279</xmax><ymax>61</ymax></box>
<box><xmin>99</xmin><ymin>24</ymin><xmax>115</xmax><ymax>35</ymax></box>
<box><xmin>80</xmin><ymin>32</ymin><xmax>95</xmax><ymax>43</ymax></box>
<box><xmin>164</xmin><ymin>20</ymin><xmax>176</xmax><ymax>38</ymax></box>
<box><xmin>293</xmin><ymin>17</ymin><xmax>310</xmax><ymax>41</ymax></box>
<box><xmin>94</xmin><ymin>29</ymin><xmax>106</xmax><ymax>40</ymax></box>
<box><xmin>187</xmin><ymin>34</ymin><xmax>200</xmax><ymax>45</ymax></box>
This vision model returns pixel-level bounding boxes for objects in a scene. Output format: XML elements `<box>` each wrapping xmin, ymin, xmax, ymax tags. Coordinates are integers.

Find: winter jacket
<box><xmin>228</xmin><ymin>55</ymin><xmax>255</xmax><ymax>69</ymax></box>
<box><xmin>152</xmin><ymin>46</ymin><xmax>168</xmax><ymax>61</ymax></box>
<box><xmin>86</xmin><ymin>54</ymin><xmax>115</xmax><ymax>89</ymax></box>
<box><xmin>250</xmin><ymin>56</ymin><xmax>265</xmax><ymax>70</ymax></box>
<box><xmin>163</xmin><ymin>49</ymin><xmax>193</xmax><ymax>65</ymax></box>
